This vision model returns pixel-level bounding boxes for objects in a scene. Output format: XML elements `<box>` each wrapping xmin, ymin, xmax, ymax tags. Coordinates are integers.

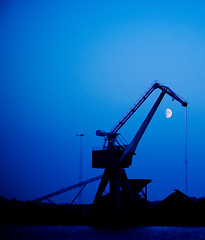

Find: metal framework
<box><xmin>33</xmin><ymin>175</ymin><xmax>103</xmax><ymax>203</ymax></box>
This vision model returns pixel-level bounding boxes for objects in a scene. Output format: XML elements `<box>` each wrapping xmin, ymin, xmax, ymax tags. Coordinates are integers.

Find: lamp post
<box><xmin>76</xmin><ymin>134</ymin><xmax>84</xmax><ymax>205</ymax></box>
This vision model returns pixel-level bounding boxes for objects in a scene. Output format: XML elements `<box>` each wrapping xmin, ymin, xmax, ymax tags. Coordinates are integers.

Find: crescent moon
<box><xmin>165</xmin><ymin>108</ymin><xmax>172</xmax><ymax>118</ymax></box>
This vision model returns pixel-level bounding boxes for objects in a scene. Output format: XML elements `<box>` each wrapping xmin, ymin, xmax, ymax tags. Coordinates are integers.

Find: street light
<box><xmin>76</xmin><ymin>134</ymin><xmax>84</xmax><ymax>205</ymax></box>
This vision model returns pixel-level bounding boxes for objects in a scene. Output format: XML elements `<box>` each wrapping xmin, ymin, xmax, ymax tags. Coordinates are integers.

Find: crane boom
<box><xmin>118</xmin><ymin>83</ymin><xmax>187</xmax><ymax>165</ymax></box>
<box><xmin>111</xmin><ymin>83</ymin><xmax>158</xmax><ymax>134</ymax></box>
<box><xmin>111</xmin><ymin>82</ymin><xmax>187</xmax><ymax>134</ymax></box>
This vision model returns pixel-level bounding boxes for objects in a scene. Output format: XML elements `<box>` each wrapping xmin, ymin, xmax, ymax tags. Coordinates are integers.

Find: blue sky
<box><xmin>1</xmin><ymin>0</ymin><xmax>205</xmax><ymax>203</ymax></box>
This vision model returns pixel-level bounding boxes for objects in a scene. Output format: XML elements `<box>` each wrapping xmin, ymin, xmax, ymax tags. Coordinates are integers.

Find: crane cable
<box><xmin>185</xmin><ymin>107</ymin><xmax>188</xmax><ymax>195</ymax></box>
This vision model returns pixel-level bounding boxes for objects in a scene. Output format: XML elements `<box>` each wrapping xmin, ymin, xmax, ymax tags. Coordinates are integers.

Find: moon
<box><xmin>165</xmin><ymin>108</ymin><xmax>172</xmax><ymax>118</ymax></box>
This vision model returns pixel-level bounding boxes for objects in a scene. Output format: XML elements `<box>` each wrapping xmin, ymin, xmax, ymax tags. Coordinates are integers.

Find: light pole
<box><xmin>76</xmin><ymin>133</ymin><xmax>84</xmax><ymax>205</ymax></box>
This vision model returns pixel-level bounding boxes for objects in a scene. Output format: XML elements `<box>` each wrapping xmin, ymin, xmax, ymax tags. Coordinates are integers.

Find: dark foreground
<box><xmin>0</xmin><ymin>190</ymin><xmax>205</xmax><ymax>227</ymax></box>
<box><xmin>1</xmin><ymin>225</ymin><xmax>205</xmax><ymax>240</ymax></box>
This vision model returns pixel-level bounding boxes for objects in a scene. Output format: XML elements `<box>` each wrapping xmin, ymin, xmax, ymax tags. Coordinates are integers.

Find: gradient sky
<box><xmin>1</xmin><ymin>0</ymin><xmax>205</xmax><ymax>203</ymax></box>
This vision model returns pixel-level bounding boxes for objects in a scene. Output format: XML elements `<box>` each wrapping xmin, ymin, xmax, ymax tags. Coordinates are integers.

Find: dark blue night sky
<box><xmin>1</xmin><ymin>0</ymin><xmax>205</xmax><ymax>203</ymax></box>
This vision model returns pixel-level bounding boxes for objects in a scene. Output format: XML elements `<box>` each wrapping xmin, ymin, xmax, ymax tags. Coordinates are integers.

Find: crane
<box><xmin>92</xmin><ymin>82</ymin><xmax>187</xmax><ymax>214</ymax></box>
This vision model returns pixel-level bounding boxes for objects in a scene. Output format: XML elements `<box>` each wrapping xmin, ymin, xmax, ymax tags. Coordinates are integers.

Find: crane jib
<box><xmin>111</xmin><ymin>82</ymin><xmax>187</xmax><ymax>134</ymax></box>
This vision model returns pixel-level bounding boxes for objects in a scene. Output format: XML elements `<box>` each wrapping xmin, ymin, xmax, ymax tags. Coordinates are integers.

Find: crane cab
<box><xmin>92</xmin><ymin>147</ymin><xmax>132</xmax><ymax>169</ymax></box>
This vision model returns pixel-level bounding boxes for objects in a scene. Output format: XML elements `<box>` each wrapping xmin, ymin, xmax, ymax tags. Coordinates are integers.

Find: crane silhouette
<box><xmin>92</xmin><ymin>82</ymin><xmax>187</xmax><ymax>214</ymax></box>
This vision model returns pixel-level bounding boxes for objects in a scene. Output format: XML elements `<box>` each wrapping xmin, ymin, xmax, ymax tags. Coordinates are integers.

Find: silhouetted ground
<box><xmin>0</xmin><ymin>190</ymin><xmax>205</xmax><ymax>226</ymax></box>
